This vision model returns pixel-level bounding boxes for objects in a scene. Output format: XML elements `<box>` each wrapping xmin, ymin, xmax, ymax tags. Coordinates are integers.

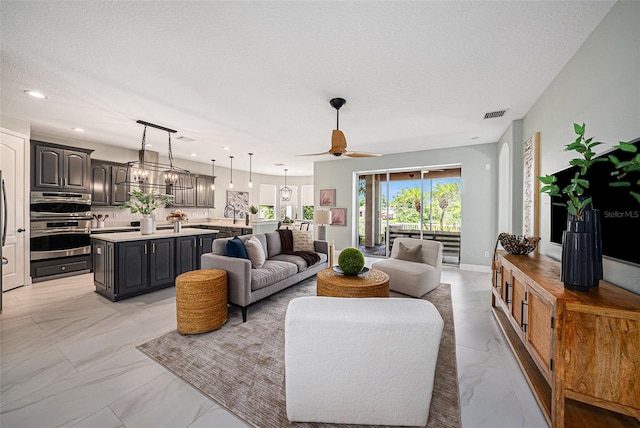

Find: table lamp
<box><xmin>313</xmin><ymin>210</ymin><xmax>331</xmax><ymax>241</ymax></box>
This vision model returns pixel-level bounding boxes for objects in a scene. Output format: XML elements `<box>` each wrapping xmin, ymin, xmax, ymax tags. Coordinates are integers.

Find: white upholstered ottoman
<box><xmin>284</xmin><ymin>296</ymin><xmax>444</xmax><ymax>426</ymax></box>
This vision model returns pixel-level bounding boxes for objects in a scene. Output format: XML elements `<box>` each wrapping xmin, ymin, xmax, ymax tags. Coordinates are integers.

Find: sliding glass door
<box><xmin>358</xmin><ymin>166</ymin><xmax>461</xmax><ymax>264</ymax></box>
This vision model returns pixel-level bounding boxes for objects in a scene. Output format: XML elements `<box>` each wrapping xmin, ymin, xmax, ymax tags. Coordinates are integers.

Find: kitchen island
<box><xmin>91</xmin><ymin>229</ymin><xmax>218</xmax><ymax>302</ymax></box>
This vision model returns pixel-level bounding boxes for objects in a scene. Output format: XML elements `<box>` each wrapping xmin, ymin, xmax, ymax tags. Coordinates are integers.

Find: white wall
<box><xmin>521</xmin><ymin>1</ymin><xmax>640</xmax><ymax>294</ymax></box>
<box><xmin>314</xmin><ymin>143</ymin><xmax>498</xmax><ymax>269</ymax></box>
<box><xmin>0</xmin><ymin>116</ymin><xmax>30</xmax><ymax>137</ymax></box>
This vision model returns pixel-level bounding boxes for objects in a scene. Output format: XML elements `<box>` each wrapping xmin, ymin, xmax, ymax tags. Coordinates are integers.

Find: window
<box><xmin>302</xmin><ymin>185</ymin><xmax>314</xmax><ymax>220</ymax></box>
<box><xmin>259</xmin><ymin>184</ymin><xmax>276</xmax><ymax>220</ymax></box>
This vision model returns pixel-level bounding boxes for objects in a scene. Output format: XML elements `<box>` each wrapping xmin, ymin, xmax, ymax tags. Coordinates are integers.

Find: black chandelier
<box><xmin>116</xmin><ymin>120</ymin><xmax>192</xmax><ymax>191</ymax></box>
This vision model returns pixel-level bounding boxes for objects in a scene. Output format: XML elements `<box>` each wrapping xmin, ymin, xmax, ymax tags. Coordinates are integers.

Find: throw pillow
<box><xmin>292</xmin><ymin>229</ymin><xmax>314</xmax><ymax>252</ymax></box>
<box><xmin>244</xmin><ymin>235</ymin><xmax>266</xmax><ymax>268</ymax></box>
<box><xmin>397</xmin><ymin>242</ymin><xmax>424</xmax><ymax>263</ymax></box>
<box><xmin>226</xmin><ymin>236</ymin><xmax>249</xmax><ymax>259</ymax></box>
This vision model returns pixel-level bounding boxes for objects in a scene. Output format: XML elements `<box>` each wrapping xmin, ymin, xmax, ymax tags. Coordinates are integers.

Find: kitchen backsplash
<box><xmin>91</xmin><ymin>207</ymin><xmax>214</xmax><ymax>227</ymax></box>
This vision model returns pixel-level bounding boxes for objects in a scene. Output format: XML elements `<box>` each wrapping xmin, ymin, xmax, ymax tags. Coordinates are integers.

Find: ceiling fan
<box><xmin>297</xmin><ymin>98</ymin><xmax>382</xmax><ymax>158</ymax></box>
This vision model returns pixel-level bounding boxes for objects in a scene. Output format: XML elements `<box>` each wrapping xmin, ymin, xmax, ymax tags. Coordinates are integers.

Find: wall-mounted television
<box><xmin>550</xmin><ymin>136</ymin><xmax>640</xmax><ymax>266</ymax></box>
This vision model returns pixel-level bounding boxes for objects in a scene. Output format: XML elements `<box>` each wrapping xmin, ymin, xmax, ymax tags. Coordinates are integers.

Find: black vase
<box><xmin>561</xmin><ymin>203</ymin><xmax>603</xmax><ymax>291</ymax></box>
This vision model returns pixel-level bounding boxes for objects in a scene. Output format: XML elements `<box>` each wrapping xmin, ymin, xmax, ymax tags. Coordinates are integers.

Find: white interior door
<box><xmin>1</xmin><ymin>128</ymin><xmax>28</xmax><ymax>291</ymax></box>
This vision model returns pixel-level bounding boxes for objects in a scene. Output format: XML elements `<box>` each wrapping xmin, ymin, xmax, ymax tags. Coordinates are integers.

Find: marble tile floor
<box><xmin>0</xmin><ymin>262</ymin><xmax>548</xmax><ymax>428</ymax></box>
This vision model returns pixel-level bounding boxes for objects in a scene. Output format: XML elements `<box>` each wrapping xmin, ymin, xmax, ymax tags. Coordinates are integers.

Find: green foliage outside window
<box><xmin>303</xmin><ymin>205</ymin><xmax>314</xmax><ymax>220</ymax></box>
<box><xmin>260</xmin><ymin>205</ymin><xmax>274</xmax><ymax>219</ymax></box>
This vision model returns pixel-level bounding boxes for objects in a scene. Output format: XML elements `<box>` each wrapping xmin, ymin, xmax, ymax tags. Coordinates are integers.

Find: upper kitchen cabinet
<box><xmin>91</xmin><ymin>160</ymin><xmax>129</xmax><ymax>206</ymax></box>
<box><xmin>196</xmin><ymin>175</ymin><xmax>215</xmax><ymax>207</ymax></box>
<box><xmin>31</xmin><ymin>141</ymin><xmax>93</xmax><ymax>192</ymax></box>
<box><xmin>167</xmin><ymin>173</ymin><xmax>196</xmax><ymax>207</ymax></box>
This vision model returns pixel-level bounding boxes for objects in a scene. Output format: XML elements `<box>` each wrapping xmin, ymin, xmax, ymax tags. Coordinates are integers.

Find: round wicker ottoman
<box><xmin>317</xmin><ymin>268</ymin><xmax>389</xmax><ymax>298</ymax></box>
<box><xmin>176</xmin><ymin>269</ymin><xmax>228</xmax><ymax>335</ymax></box>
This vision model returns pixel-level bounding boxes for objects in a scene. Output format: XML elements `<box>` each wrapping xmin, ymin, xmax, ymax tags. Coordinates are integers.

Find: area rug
<box><xmin>137</xmin><ymin>278</ymin><xmax>461</xmax><ymax>428</ymax></box>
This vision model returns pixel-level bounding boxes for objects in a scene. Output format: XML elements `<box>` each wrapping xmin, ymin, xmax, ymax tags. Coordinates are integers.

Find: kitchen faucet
<box><xmin>225</xmin><ymin>203</ymin><xmax>237</xmax><ymax>224</ymax></box>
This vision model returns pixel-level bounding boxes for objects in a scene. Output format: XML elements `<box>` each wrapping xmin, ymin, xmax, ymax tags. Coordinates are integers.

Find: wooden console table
<box><xmin>491</xmin><ymin>251</ymin><xmax>640</xmax><ymax>427</ymax></box>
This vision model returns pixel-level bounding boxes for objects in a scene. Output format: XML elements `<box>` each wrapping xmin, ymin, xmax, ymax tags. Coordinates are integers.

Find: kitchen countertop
<box><xmin>91</xmin><ymin>220</ymin><xmax>277</xmax><ymax>233</ymax></box>
<box><xmin>91</xmin><ymin>228</ymin><xmax>219</xmax><ymax>243</ymax></box>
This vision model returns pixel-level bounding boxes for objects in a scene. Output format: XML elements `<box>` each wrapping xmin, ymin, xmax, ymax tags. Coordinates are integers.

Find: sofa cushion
<box><xmin>397</xmin><ymin>242</ymin><xmax>424</xmax><ymax>263</ymax></box>
<box><xmin>265</xmin><ymin>231</ymin><xmax>282</xmax><ymax>259</ymax></box>
<box><xmin>227</xmin><ymin>237</ymin><xmax>249</xmax><ymax>259</ymax></box>
<box><xmin>272</xmin><ymin>252</ymin><xmax>327</xmax><ymax>273</ymax></box>
<box><xmin>250</xmin><ymin>260</ymin><xmax>298</xmax><ymax>291</ymax></box>
<box><xmin>292</xmin><ymin>229</ymin><xmax>314</xmax><ymax>252</ymax></box>
<box><xmin>245</xmin><ymin>235</ymin><xmax>266</xmax><ymax>268</ymax></box>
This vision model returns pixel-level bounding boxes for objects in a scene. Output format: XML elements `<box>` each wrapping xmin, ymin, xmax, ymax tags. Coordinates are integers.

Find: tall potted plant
<box><xmin>538</xmin><ymin>123</ymin><xmax>638</xmax><ymax>291</ymax></box>
<box><xmin>120</xmin><ymin>188</ymin><xmax>174</xmax><ymax>235</ymax></box>
<box><xmin>538</xmin><ymin>123</ymin><xmax>606</xmax><ymax>291</ymax></box>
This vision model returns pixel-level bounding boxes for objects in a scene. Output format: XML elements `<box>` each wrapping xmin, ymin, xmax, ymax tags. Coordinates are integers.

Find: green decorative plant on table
<box><xmin>338</xmin><ymin>247</ymin><xmax>365</xmax><ymax>276</ymax></box>
<box><xmin>120</xmin><ymin>189</ymin><xmax>174</xmax><ymax>235</ymax></box>
<box><xmin>537</xmin><ymin>123</ymin><xmax>638</xmax><ymax>291</ymax></box>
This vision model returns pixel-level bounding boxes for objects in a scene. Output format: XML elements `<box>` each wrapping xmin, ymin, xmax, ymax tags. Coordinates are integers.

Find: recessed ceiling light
<box><xmin>189</xmin><ymin>153</ymin><xmax>197</xmax><ymax>157</ymax></box>
<box><xmin>471</xmin><ymin>136</ymin><xmax>479</xmax><ymax>140</ymax></box>
<box><xmin>24</xmin><ymin>90</ymin><xmax>47</xmax><ymax>99</ymax></box>
<box><xmin>223</xmin><ymin>146</ymin><xmax>230</xmax><ymax>151</ymax></box>
<box><xmin>145</xmin><ymin>143</ymin><xmax>152</xmax><ymax>148</ymax></box>
<box><xmin>73</xmin><ymin>128</ymin><xmax>85</xmax><ymax>132</ymax></box>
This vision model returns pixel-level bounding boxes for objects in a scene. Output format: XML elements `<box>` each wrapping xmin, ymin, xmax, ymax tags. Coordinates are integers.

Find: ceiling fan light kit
<box><xmin>298</xmin><ymin>97</ymin><xmax>381</xmax><ymax>158</ymax></box>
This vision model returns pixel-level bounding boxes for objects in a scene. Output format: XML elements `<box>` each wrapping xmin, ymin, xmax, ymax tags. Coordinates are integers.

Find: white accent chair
<box><xmin>371</xmin><ymin>238</ymin><xmax>443</xmax><ymax>298</ymax></box>
<box><xmin>284</xmin><ymin>296</ymin><xmax>444</xmax><ymax>426</ymax></box>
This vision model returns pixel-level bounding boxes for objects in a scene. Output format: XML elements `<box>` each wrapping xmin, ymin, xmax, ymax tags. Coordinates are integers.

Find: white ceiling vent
<box><xmin>483</xmin><ymin>110</ymin><xmax>506</xmax><ymax>119</ymax></box>
<box><xmin>176</xmin><ymin>136</ymin><xmax>195</xmax><ymax>142</ymax></box>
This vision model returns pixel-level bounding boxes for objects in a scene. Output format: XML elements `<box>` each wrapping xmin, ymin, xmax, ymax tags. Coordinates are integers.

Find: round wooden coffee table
<box><xmin>317</xmin><ymin>268</ymin><xmax>389</xmax><ymax>298</ymax></box>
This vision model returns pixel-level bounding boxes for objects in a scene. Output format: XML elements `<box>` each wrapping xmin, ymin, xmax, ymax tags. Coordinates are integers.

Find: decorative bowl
<box><xmin>498</xmin><ymin>233</ymin><xmax>540</xmax><ymax>255</ymax></box>
<box><xmin>333</xmin><ymin>266</ymin><xmax>370</xmax><ymax>276</ymax></box>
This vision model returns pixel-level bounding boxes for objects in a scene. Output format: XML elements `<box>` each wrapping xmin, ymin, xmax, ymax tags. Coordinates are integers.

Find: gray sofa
<box><xmin>200</xmin><ymin>231</ymin><xmax>329</xmax><ymax>322</ymax></box>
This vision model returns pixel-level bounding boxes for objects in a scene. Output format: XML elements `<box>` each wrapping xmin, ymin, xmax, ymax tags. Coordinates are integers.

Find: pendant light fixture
<box><xmin>133</xmin><ymin>125</ymin><xmax>149</xmax><ymax>183</ymax></box>
<box><xmin>163</xmin><ymin>132</ymin><xmax>179</xmax><ymax>185</ymax></box>
<box><xmin>248</xmin><ymin>153</ymin><xmax>253</xmax><ymax>188</ymax></box>
<box><xmin>117</xmin><ymin>120</ymin><xmax>192</xmax><ymax>190</ymax></box>
<box><xmin>229</xmin><ymin>155</ymin><xmax>234</xmax><ymax>189</ymax></box>
<box><xmin>280</xmin><ymin>168</ymin><xmax>292</xmax><ymax>201</ymax></box>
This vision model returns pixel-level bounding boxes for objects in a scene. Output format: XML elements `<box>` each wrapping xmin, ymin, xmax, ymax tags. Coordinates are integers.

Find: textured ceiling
<box><xmin>1</xmin><ymin>1</ymin><xmax>615</xmax><ymax>176</ymax></box>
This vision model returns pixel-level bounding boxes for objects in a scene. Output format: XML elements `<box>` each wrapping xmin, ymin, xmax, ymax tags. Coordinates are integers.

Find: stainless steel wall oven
<box><xmin>30</xmin><ymin>191</ymin><xmax>92</xmax><ymax>281</ymax></box>
<box><xmin>30</xmin><ymin>191</ymin><xmax>91</xmax><ymax>218</ymax></box>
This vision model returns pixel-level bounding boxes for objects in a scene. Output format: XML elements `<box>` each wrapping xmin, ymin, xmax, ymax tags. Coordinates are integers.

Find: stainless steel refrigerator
<box><xmin>1</xmin><ymin>171</ymin><xmax>6</xmax><ymax>312</ymax></box>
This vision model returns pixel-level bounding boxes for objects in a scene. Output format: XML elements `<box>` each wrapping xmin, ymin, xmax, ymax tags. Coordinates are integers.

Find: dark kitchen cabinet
<box><xmin>175</xmin><ymin>233</ymin><xmax>217</xmax><ymax>276</ymax></box>
<box><xmin>93</xmin><ymin>237</ymin><xmax>175</xmax><ymax>301</ymax></box>
<box><xmin>91</xmin><ymin>162</ymin><xmax>110</xmax><ymax>206</ymax></box>
<box><xmin>93</xmin><ymin>239</ymin><xmax>114</xmax><ymax>296</ymax></box>
<box><xmin>149</xmin><ymin>238</ymin><xmax>175</xmax><ymax>287</ymax></box>
<box><xmin>117</xmin><ymin>241</ymin><xmax>149</xmax><ymax>297</ymax></box>
<box><xmin>199</xmin><ymin>234</ymin><xmax>216</xmax><ymax>256</ymax></box>
<box><xmin>196</xmin><ymin>176</ymin><xmax>215</xmax><ymax>207</ymax></box>
<box><xmin>32</xmin><ymin>141</ymin><xmax>92</xmax><ymax>192</ymax></box>
<box><xmin>93</xmin><ymin>232</ymin><xmax>218</xmax><ymax>302</ymax></box>
<box><xmin>169</xmin><ymin>173</ymin><xmax>196</xmax><ymax>207</ymax></box>
<box><xmin>111</xmin><ymin>164</ymin><xmax>129</xmax><ymax>205</ymax></box>
<box><xmin>91</xmin><ymin>160</ymin><xmax>129</xmax><ymax>206</ymax></box>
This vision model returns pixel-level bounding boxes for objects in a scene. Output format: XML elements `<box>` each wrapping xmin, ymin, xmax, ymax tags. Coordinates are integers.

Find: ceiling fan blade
<box><xmin>295</xmin><ymin>151</ymin><xmax>332</xmax><ymax>156</ymax></box>
<box><xmin>345</xmin><ymin>151</ymin><xmax>382</xmax><ymax>158</ymax></box>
